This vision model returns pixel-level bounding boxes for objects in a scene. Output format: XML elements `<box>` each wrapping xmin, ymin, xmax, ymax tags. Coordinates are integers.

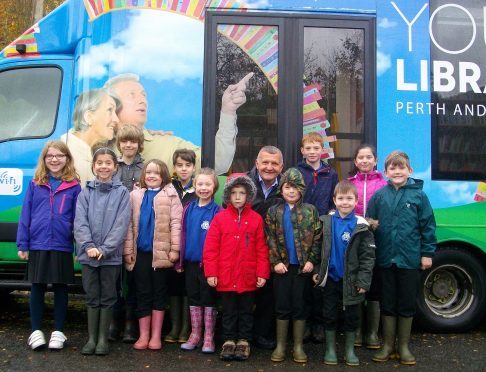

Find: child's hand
<box><xmin>421</xmin><ymin>257</ymin><xmax>432</xmax><ymax>270</ymax></box>
<box><xmin>176</xmin><ymin>268</ymin><xmax>184</xmax><ymax>273</ymax></box>
<box><xmin>302</xmin><ymin>261</ymin><xmax>314</xmax><ymax>273</ymax></box>
<box><xmin>17</xmin><ymin>251</ymin><xmax>28</xmax><ymax>260</ymax></box>
<box><xmin>124</xmin><ymin>255</ymin><xmax>134</xmax><ymax>265</ymax></box>
<box><xmin>256</xmin><ymin>277</ymin><xmax>266</xmax><ymax>288</ymax></box>
<box><xmin>169</xmin><ymin>251</ymin><xmax>179</xmax><ymax>263</ymax></box>
<box><xmin>366</xmin><ymin>218</ymin><xmax>380</xmax><ymax>231</ymax></box>
<box><xmin>207</xmin><ymin>277</ymin><xmax>218</xmax><ymax>287</ymax></box>
<box><xmin>87</xmin><ymin>247</ymin><xmax>100</xmax><ymax>258</ymax></box>
<box><xmin>356</xmin><ymin>287</ymin><xmax>366</xmax><ymax>294</ymax></box>
<box><xmin>274</xmin><ymin>263</ymin><xmax>288</xmax><ymax>274</ymax></box>
<box><xmin>312</xmin><ymin>274</ymin><xmax>320</xmax><ymax>284</ymax></box>
<box><xmin>133</xmin><ymin>182</ymin><xmax>141</xmax><ymax>190</ymax></box>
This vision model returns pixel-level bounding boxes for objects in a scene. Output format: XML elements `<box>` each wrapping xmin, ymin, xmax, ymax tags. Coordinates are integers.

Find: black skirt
<box><xmin>26</xmin><ymin>250</ymin><xmax>74</xmax><ymax>284</ymax></box>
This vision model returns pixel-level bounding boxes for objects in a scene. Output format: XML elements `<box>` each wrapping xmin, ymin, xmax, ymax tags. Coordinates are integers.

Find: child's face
<box><xmin>45</xmin><ymin>147</ymin><xmax>67</xmax><ymax>178</ymax></box>
<box><xmin>230</xmin><ymin>185</ymin><xmax>247</xmax><ymax>209</ymax></box>
<box><xmin>333</xmin><ymin>191</ymin><xmax>358</xmax><ymax>217</ymax></box>
<box><xmin>144</xmin><ymin>162</ymin><xmax>163</xmax><ymax>189</ymax></box>
<box><xmin>93</xmin><ymin>154</ymin><xmax>117</xmax><ymax>182</ymax></box>
<box><xmin>174</xmin><ymin>157</ymin><xmax>195</xmax><ymax>184</ymax></box>
<box><xmin>195</xmin><ymin>174</ymin><xmax>215</xmax><ymax>202</ymax></box>
<box><xmin>354</xmin><ymin>147</ymin><xmax>377</xmax><ymax>174</ymax></box>
<box><xmin>301</xmin><ymin>141</ymin><xmax>324</xmax><ymax>165</ymax></box>
<box><xmin>119</xmin><ymin>140</ymin><xmax>139</xmax><ymax>158</ymax></box>
<box><xmin>281</xmin><ymin>183</ymin><xmax>301</xmax><ymax>205</ymax></box>
<box><xmin>385</xmin><ymin>163</ymin><xmax>412</xmax><ymax>189</ymax></box>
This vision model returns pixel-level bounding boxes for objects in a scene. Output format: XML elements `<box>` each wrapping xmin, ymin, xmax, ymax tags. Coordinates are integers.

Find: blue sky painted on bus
<box><xmin>75</xmin><ymin>0</ymin><xmax>478</xmax><ymax>207</ymax></box>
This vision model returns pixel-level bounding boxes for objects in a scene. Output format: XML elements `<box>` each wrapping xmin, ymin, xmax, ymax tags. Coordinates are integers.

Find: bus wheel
<box><xmin>416</xmin><ymin>247</ymin><xmax>486</xmax><ymax>333</ymax></box>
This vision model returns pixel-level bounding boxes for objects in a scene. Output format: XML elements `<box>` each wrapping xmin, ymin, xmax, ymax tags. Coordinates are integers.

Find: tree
<box><xmin>0</xmin><ymin>0</ymin><xmax>64</xmax><ymax>51</ymax></box>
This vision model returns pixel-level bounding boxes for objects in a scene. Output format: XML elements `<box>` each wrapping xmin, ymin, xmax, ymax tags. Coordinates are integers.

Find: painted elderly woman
<box><xmin>61</xmin><ymin>89</ymin><xmax>120</xmax><ymax>187</ymax></box>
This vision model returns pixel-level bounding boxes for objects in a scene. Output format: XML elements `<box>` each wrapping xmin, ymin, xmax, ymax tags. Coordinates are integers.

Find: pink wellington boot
<box><xmin>148</xmin><ymin>310</ymin><xmax>165</xmax><ymax>350</ymax></box>
<box><xmin>133</xmin><ymin>315</ymin><xmax>151</xmax><ymax>350</ymax></box>
<box><xmin>202</xmin><ymin>307</ymin><xmax>216</xmax><ymax>353</ymax></box>
<box><xmin>180</xmin><ymin>306</ymin><xmax>203</xmax><ymax>350</ymax></box>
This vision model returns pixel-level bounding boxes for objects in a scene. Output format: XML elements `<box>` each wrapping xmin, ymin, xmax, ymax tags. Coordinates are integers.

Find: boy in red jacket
<box><xmin>203</xmin><ymin>174</ymin><xmax>270</xmax><ymax>361</ymax></box>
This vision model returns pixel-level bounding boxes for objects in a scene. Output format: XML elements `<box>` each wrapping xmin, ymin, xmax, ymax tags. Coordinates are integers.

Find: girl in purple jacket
<box><xmin>348</xmin><ymin>144</ymin><xmax>387</xmax><ymax>350</ymax></box>
<box><xmin>17</xmin><ymin>141</ymin><xmax>81</xmax><ymax>351</ymax></box>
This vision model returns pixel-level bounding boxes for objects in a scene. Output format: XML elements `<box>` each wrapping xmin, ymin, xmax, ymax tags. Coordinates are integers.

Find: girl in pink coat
<box><xmin>348</xmin><ymin>144</ymin><xmax>386</xmax><ymax>350</ymax></box>
<box><xmin>124</xmin><ymin>159</ymin><xmax>183</xmax><ymax>350</ymax></box>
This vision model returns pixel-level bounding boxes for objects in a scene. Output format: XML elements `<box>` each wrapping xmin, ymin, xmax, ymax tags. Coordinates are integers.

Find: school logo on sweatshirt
<box><xmin>201</xmin><ymin>220</ymin><xmax>210</xmax><ymax>230</ymax></box>
<box><xmin>341</xmin><ymin>231</ymin><xmax>351</xmax><ymax>243</ymax></box>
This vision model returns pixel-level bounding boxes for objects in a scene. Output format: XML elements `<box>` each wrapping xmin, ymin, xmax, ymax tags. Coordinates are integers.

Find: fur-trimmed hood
<box><xmin>223</xmin><ymin>173</ymin><xmax>257</xmax><ymax>205</ymax></box>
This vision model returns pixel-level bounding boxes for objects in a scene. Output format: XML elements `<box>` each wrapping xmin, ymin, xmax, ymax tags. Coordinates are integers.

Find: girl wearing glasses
<box><xmin>16</xmin><ymin>140</ymin><xmax>82</xmax><ymax>351</ymax></box>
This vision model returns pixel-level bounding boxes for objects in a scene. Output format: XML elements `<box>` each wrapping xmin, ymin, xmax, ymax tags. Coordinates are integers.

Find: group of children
<box><xmin>17</xmin><ymin>129</ymin><xmax>436</xmax><ymax>366</ymax></box>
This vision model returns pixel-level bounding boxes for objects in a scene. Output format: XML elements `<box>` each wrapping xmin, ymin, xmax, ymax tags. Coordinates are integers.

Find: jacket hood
<box><xmin>223</xmin><ymin>174</ymin><xmax>257</xmax><ymax>205</ymax></box>
<box><xmin>86</xmin><ymin>179</ymin><xmax>124</xmax><ymax>191</ymax></box>
<box><xmin>279</xmin><ymin>167</ymin><xmax>306</xmax><ymax>196</ymax></box>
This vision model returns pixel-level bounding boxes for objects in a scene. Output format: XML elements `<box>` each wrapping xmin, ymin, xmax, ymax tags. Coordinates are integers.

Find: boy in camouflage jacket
<box><xmin>264</xmin><ymin>167</ymin><xmax>321</xmax><ymax>364</ymax></box>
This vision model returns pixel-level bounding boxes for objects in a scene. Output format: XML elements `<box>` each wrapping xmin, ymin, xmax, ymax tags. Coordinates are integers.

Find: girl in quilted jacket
<box><xmin>124</xmin><ymin>159</ymin><xmax>183</xmax><ymax>350</ymax></box>
<box><xmin>348</xmin><ymin>144</ymin><xmax>387</xmax><ymax>350</ymax></box>
<box><xmin>17</xmin><ymin>141</ymin><xmax>81</xmax><ymax>351</ymax></box>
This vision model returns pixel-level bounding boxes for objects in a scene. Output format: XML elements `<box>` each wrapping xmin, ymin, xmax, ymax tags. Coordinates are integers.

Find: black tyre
<box><xmin>416</xmin><ymin>247</ymin><xmax>486</xmax><ymax>333</ymax></box>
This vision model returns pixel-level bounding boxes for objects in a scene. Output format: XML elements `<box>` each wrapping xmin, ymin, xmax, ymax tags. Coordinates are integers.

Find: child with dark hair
<box><xmin>203</xmin><ymin>174</ymin><xmax>270</xmax><ymax>361</ymax></box>
<box><xmin>165</xmin><ymin>148</ymin><xmax>198</xmax><ymax>344</ymax></box>
<box><xmin>74</xmin><ymin>147</ymin><xmax>131</xmax><ymax>356</ymax></box>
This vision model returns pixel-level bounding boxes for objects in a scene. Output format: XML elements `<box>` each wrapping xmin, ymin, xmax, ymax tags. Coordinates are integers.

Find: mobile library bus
<box><xmin>0</xmin><ymin>0</ymin><xmax>484</xmax><ymax>332</ymax></box>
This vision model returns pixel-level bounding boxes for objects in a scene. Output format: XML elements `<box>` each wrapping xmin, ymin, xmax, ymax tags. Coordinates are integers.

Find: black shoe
<box><xmin>253</xmin><ymin>335</ymin><xmax>276</xmax><ymax>350</ymax></box>
<box><xmin>220</xmin><ymin>340</ymin><xmax>236</xmax><ymax>361</ymax></box>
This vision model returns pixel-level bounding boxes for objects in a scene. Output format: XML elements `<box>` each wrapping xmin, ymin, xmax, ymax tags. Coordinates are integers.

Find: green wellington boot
<box><xmin>344</xmin><ymin>331</ymin><xmax>360</xmax><ymax>366</ymax></box>
<box><xmin>271</xmin><ymin>319</ymin><xmax>289</xmax><ymax>362</ymax></box>
<box><xmin>372</xmin><ymin>316</ymin><xmax>397</xmax><ymax>362</ymax></box>
<box><xmin>365</xmin><ymin>301</ymin><xmax>381</xmax><ymax>349</ymax></box>
<box><xmin>397</xmin><ymin>317</ymin><xmax>416</xmax><ymax>365</ymax></box>
<box><xmin>292</xmin><ymin>320</ymin><xmax>307</xmax><ymax>363</ymax></box>
<box><xmin>178</xmin><ymin>297</ymin><xmax>191</xmax><ymax>343</ymax></box>
<box><xmin>81</xmin><ymin>307</ymin><xmax>100</xmax><ymax>355</ymax></box>
<box><xmin>324</xmin><ymin>330</ymin><xmax>337</xmax><ymax>365</ymax></box>
<box><xmin>165</xmin><ymin>297</ymin><xmax>181</xmax><ymax>343</ymax></box>
<box><xmin>95</xmin><ymin>308</ymin><xmax>113</xmax><ymax>356</ymax></box>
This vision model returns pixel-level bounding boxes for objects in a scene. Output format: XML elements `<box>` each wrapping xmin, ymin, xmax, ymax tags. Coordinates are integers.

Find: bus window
<box><xmin>0</xmin><ymin>67</ymin><xmax>61</xmax><ymax>143</ymax></box>
<box><xmin>304</xmin><ymin>27</ymin><xmax>365</xmax><ymax>179</ymax></box>
<box><xmin>431</xmin><ymin>0</ymin><xmax>486</xmax><ymax>180</ymax></box>
<box><xmin>215</xmin><ymin>24</ymin><xmax>278</xmax><ymax>173</ymax></box>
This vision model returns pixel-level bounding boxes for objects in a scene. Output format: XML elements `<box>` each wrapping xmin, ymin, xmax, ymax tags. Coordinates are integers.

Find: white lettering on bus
<box><xmin>396</xmin><ymin>101</ymin><xmax>445</xmax><ymax>115</ymax></box>
<box><xmin>397</xmin><ymin>59</ymin><xmax>486</xmax><ymax>93</ymax></box>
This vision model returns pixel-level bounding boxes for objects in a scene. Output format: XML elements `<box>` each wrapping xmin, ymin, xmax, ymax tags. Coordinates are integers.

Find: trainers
<box><xmin>234</xmin><ymin>339</ymin><xmax>250</xmax><ymax>361</ymax></box>
<box><xmin>28</xmin><ymin>330</ymin><xmax>46</xmax><ymax>350</ymax></box>
<box><xmin>48</xmin><ymin>331</ymin><xmax>67</xmax><ymax>350</ymax></box>
<box><xmin>220</xmin><ymin>340</ymin><xmax>236</xmax><ymax>361</ymax></box>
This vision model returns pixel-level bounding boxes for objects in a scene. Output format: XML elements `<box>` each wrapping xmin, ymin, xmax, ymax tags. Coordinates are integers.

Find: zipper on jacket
<box><xmin>246</xmin><ymin>232</ymin><xmax>249</xmax><ymax>247</ymax></box>
<box><xmin>59</xmin><ymin>194</ymin><xmax>66</xmax><ymax>214</ymax></box>
<box><xmin>363</xmin><ymin>173</ymin><xmax>368</xmax><ymax>215</ymax></box>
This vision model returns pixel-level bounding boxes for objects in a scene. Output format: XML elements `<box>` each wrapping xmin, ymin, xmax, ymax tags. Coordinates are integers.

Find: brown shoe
<box><xmin>234</xmin><ymin>339</ymin><xmax>250</xmax><ymax>361</ymax></box>
<box><xmin>220</xmin><ymin>340</ymin><xmax>236</xmax><ymax>361</ymax></box>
